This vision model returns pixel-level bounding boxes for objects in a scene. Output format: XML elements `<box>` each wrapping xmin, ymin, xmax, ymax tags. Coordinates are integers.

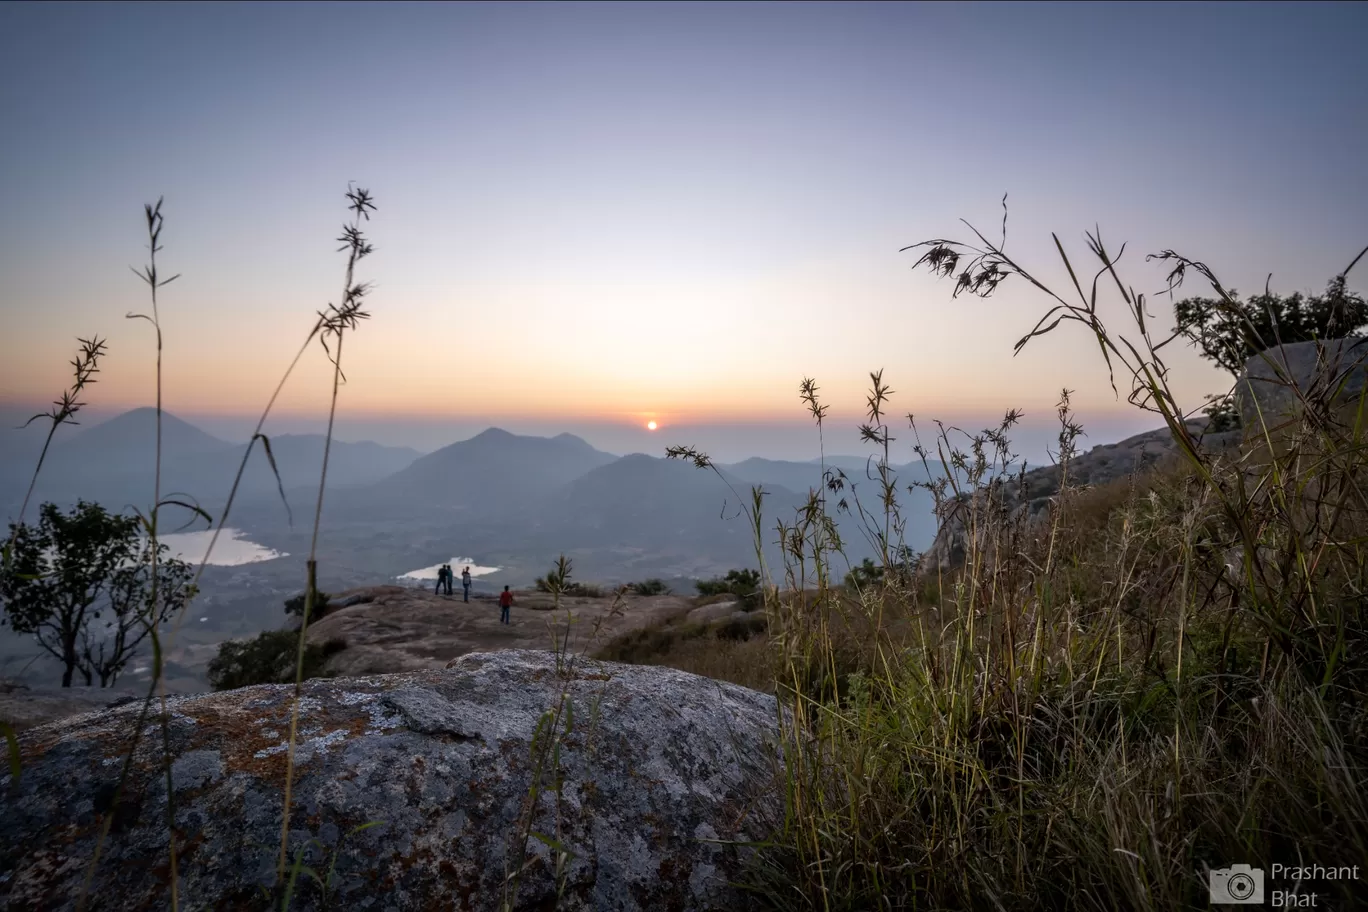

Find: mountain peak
<box><xmin>75</xmin><ymin>408</ymin><xmax>230</xmax><ymax>452</ymax></box>
<box><xmin>470</xmin><ymin>427</ymin><xmax>516</xmax><ymax>441</ymax></box>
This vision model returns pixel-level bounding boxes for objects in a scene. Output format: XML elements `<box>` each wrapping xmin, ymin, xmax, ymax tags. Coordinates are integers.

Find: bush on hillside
<box><xmin>841</xmin><ymin>553</ymin><xmax>919</xmax><ymax>591</ymax></box>
<box><xmin>283</xmin><ymin>587</ymin><xmax>330</xmax><ymax>622</ymax></box>
<box><xmin>206</xmin><ymin>629</ymin><xmax>345</xmax><ymax>691</ymax></box>
<box><xmin>694</xmin><ymin>568</ymin><xmax>761</xmax><ymax>608</ymax></box>
<box><xmin>533</xmin><ymin>554</ymin><xmax>607</xmax><ymax>597</ymax></box>
<box><xmin>629</xmin><ymin>578</ymin><xmax>670</xmax><ymax>596</ymax></box>
<box><xmin>715</xmin><ymin>612</ymin><xmax>767</xmax><ymax>641</ymax></box>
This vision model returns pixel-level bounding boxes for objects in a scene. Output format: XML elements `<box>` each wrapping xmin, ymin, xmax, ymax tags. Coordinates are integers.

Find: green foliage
<box><xmin>1201</xmin><ymin>391</ymin><xmax>1242</xmax><ymax>432</ymax></box>
<box><xmin>0</xmin><ymin>501</ymin><xmax>196</xmax><ymax>688</ymax></box>
<box><xmin>694</xmin><ymin>568</ymin><xmax>762</xmax><ymax>607</ymax></box>
<box><xmin>283</xmin><ymin>588</ymin><xmax>330</xmax><ymax>621</ymax></box>
<box><xmin>1175</xmin><ymin>275</ymin><xmax>1368</xmax><ymax>376</ymax></box>
<box><xmin>534</xmin><ymin>554</ymin><xmax>604</xmax><ymax>597</ymax></box>
<box><xmin>534</xmin><ymin>554</ymin><xmax>573</xmax><ymax>594</ymax></box>
<box><xmin>841</xmin><ymin>554</ymin><xmax>918</xmax><ymax>590</ymax></box>
<box><xmin>206</xmin><ymin>629</ymin><xmax>345</xmax><ymax>692</ymax></box>
<box><xmin>628</xmin><ymin>578</ymin><xmax>669</xmax><ymax>596</ymax></box>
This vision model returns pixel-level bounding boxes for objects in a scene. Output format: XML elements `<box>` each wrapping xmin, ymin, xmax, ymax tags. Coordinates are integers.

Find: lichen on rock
<box><xmin>1</xmin><ymin>650</ymin><xmax>782</xmax><ymax>911</ymax></box>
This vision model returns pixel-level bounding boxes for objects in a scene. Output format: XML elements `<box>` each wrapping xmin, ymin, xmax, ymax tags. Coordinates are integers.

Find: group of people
<box><xmin>433</xmin><ymin>564</ymin><xmax>515</xmax><ymax>624</ymax></box>
<box><xmin>435</xmin><ymin>564</ymin><xmax>473</xmax><ymax>602</ymax></box>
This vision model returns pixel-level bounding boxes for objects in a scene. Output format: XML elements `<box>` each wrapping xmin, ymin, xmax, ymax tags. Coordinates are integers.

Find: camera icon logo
<box><xmin>1209</xmin><ymin>864</ymin><xmax>1265</xmax><ymax>904</ymax></box>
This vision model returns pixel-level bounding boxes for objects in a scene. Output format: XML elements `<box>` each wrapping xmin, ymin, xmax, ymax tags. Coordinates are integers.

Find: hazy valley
<box><xmin>0</xmin><ymin>406</ymin><xmax>941</xmax><ymax>689</ymax></box>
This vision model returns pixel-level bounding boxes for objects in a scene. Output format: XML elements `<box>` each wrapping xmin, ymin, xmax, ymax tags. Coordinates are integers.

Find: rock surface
<box><xmin>684</xmin><ymin>600</ymin><xmax>745</xmax><ymax>626</ymax></box>
<box><xmin>1236</xmin><ymin>338</ymin><xmax>1368</xmax><ymax>432</ymax></box>
<box><xmin>304</xmin><ymin>586</ymin><xmax>698</xmax><ymax>677</ymax></box>
<box><xmin>0</xmin><ymin>679</ymin><xmax>145</xmax><ymax>733</ymax></box>
<box><xmin>1</xmin><ymin>650</ymin><xmax>782</xmax><ymax>911</ymax></box>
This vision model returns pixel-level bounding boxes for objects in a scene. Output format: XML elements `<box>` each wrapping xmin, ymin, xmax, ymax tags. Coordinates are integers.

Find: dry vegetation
<box><xmin>642</xmin><ymin>218</ymin><xmax>1368</xmax><ymax>909</ymax></box>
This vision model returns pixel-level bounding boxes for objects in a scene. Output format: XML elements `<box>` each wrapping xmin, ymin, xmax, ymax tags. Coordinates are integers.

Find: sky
<box><xmin>2</xmin><ymin>1</ymin><xmax>1365</xmax><ymax>463</ymax></box>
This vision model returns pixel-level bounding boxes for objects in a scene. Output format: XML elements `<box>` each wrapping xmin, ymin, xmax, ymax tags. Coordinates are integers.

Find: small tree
<box><xmin>535</xmin><ymin>555</ymin><xmax>573</xmax><ymax>597</ymax></box>
<box><xmin>0</xmin><ymin>501</ymin><xmax>196</xmax><ymax>687</ymax></box>
<box><xmin>206</xmin><ymin>629</ymin><xmax>343</xmax><ymax>691</ymax></box>
<box><xmin>695</xmin><ymin>568</ymin><xmax>762</xmax><ymax>608</ymax></box>
<box><xmin>630</xmin><ymin>578</ymin><xmax>670</xmax><ymax>596</ymax></box>
<box><xmin>1174</xmin><ymin>275</ymin><xmax>1368</xmax><ymax>378</ymax></box>
<box><xmin>284</xmin><ymin>587</ymin><xmax>330</xmax><ymax>622</ymax></box>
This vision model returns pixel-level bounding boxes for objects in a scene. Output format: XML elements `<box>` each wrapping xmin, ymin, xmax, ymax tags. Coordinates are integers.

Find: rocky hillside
<box><xmin>919</xmin><ymin>337</ymin><xmax>1368</xmax><ymax>573</ymax></box>
<box><xmin>302</xmin><ymin>586</ymin><xmax>702</xmax><ymax>677</ymax></box>
<box><xmin>918</xmin><ymin>419</ymin><xmax>1240</xmax><ymax>572</ymax></box>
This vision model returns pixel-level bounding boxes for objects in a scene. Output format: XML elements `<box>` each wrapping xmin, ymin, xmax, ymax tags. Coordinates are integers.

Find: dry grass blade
<box><xmin>278</xmin><ymin>184</ymin><xmax>378</xmax><ymax>882</ymax></box>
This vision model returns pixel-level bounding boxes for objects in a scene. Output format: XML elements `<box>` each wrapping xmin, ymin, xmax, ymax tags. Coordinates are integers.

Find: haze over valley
<box><xmin>0</xmin><ymin>406</ymin><xmax>950</xmax><ymax>687</ymax></box>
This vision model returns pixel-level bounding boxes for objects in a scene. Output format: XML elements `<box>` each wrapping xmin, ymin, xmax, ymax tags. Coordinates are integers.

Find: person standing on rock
<box><xmin>434</xmin><ymin>565</ymin><xmax>447</xmax><ymax>596</ymax></box>
<box><xmin>461</xmin><ymin>566</ymin><xmax>472</xmax><ymax>603</ymax></box>
<box><xmin>445</xmin><ymin>564</ymin><xmax>455</xmax><ymax>596</ymax></box>
<box><xmin>499</xmin><ymin>585</ymin><xmax>513</xmax><ymax>624</ymax></box>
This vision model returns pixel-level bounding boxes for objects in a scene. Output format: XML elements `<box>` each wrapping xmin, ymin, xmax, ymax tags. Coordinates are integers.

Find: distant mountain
<box><xmin>722</xmin><ymin>457</ymin><xmax>835</xmax><ymax>497</ymax></box>
<box><xmin>48</xmin><ymin>407</ymin><xmax>233</xmax><ymax>476</ymax></box>
<box><xmin>722</xmin><ymin>455</ymin><xmax>943</xmax><ymax>557</ymax></box>
<box><xmin>1</xmin><ymin>409</ymin><xmax>423</xmax><ymax>521</ymax></box>
<box><xmin>199</xmin><ymin>434</ymin><xmax>421</xmax><ymax>495</ymax></box>
<box><xmin>348</xmin><ymin>428</ymin><xmax>619</xmax><ymax>518</ymax></box>
<box><xmin>541</xmin><ymin>452</ymin><xmax>801</xmax><ymax>566</ymax></box>
<box><xmin>725</xmin><ymin>456</ymin><xmax>941</xmax><ymax>497</ymax></box>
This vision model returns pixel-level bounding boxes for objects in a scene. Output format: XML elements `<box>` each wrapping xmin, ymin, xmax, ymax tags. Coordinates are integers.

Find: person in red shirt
<box><xmin>499</xmin><ymin>585</ymin><xmax>513</xmax><ymax>624</ymax></box>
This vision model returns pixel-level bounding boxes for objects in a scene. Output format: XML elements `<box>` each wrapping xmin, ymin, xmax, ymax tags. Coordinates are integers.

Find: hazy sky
<box><xmin>2</xmin><ymin>1</ymin><xmax>1365</xmax><ymax>462</ymax></box>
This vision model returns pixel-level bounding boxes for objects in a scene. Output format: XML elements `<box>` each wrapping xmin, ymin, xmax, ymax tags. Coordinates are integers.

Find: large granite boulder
<box><xmin>1</xmin><ymin>650</ymin><xmax>782</xmax><ymax>911</ymax></box>
<box><xmin>1235</xmin><ymin>338</ymin><xmax>1368</xmax><ymax>433</ymax></box>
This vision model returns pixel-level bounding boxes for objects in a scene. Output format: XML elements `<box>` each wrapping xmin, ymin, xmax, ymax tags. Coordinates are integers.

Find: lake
<box><xmin>158</xmin><ymin>528</ymin><xmax>286</xmax><ymax>566</ymax></box>
<box><xmin>399</xmin><ymin>557</ymin><xmax>501</xmax><ymax>582</ymax></box>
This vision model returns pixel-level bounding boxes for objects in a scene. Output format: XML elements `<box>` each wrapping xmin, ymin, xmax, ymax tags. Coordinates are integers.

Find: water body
<box><xmin>399</xmin><ymin>557</ymin><xmax>501</xmax><ymax>582</ymax></box>
<box><xmin>158</xmin><ymin>528</ymin><xmax>286</xmax><ymax>566</ymax></box>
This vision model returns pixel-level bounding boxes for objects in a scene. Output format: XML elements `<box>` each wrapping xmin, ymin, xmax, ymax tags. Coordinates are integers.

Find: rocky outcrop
<box><xmin>1235</xmin><ymin>338</ymin><xmax>1368</xmax><ymax>432</ymax></box>
<box><xmin>685</xmin><ymin>600</ymin><xmax>746</xmax><ymax>626</ymax></box>
<box><xmin>918</xmin><ymin>420</ymin><xmax>1232</xmax><ymax>573</ymax></box>
<box><xmin>304</xmin><ymin>586</ymin><xmax>697</xmax><ymax>677</ymax></box>
<box><xmin>1</xmin><ymin>650</ymin><xmax>782</xmax><ymax>911</ymax></box>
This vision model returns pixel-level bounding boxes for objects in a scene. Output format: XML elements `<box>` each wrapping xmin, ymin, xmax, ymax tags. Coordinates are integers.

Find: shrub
<box><xmin>715</xmin><ymin>612</ymin><xmax>767</xmax><ymax>641</ymax></box>
<box><xmin>694</xmin><ymin>568</ymin><xmax>761</xmax><ymax>607</ymax></box>
<box><xmin>1</xmin><ymin>501</ymin><xmax>197</xmax><ymax>688</ymax></box>
<box><xmin>206</xmin><ymin>629</ymin><xmax>345</xmax><ymax>691</ymax></box>
<box><xmin>1201</xmin><ymin>391</ymin><xmax>1241</xmax><ymax>431</ymax></box>
<box><xmin>628</xmin><ymin>578</ymin><xmax>670</xmax><ymax>596</ymax></box>
<box><xmin>283</xmin><ymin>587</ymin><xmax>330</xmax><ymax>621</ymax></box>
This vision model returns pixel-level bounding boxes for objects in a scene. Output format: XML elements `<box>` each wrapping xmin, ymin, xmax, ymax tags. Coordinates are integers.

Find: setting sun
<box><xmin>647</xmin><ymin>420</ymin><xmax>658</xmax><ymax>431</ymax></box>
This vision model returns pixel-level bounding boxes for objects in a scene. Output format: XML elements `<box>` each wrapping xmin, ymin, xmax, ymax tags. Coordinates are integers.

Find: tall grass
<box><xmin>79</xmin><ymin>200</ymin><xmax>188</xmax><ymax>911</ymax></box>
<box><xmin>278</xmin><ymin>183</ymin><xmax>376</xmax><ymax>880</ymax></box>
<box><xmin>665</xmin><ymin>215</ymin><xmax>1368</xmax><ymax>909</ymax></box>
<box><xmin>35</xmin><ymin>187</ymin><xmax>382</xmax><ymax>910</ymax></box>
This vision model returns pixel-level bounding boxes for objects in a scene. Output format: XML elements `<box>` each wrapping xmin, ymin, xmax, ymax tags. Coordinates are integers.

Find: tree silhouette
<box><xmin>1</xmin><ymin>501</ymin><xmax>196</xmax><ymax>687</ymax></box>
<box><xmin>1175</xmin><ymin>275</ymin><xmax>1368</xmax><ymax>378</ymax></box>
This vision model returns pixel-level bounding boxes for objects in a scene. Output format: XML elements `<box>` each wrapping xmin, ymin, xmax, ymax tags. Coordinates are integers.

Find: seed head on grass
<box><xmin>8</xmin><ymin>335</ymin><xmax>108</xmax><ymax>547</ymax></box>
<box><xmin>278</xmin><ymin>184</ymin><xmax>379</xmax><ymax>883</ymax></box>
